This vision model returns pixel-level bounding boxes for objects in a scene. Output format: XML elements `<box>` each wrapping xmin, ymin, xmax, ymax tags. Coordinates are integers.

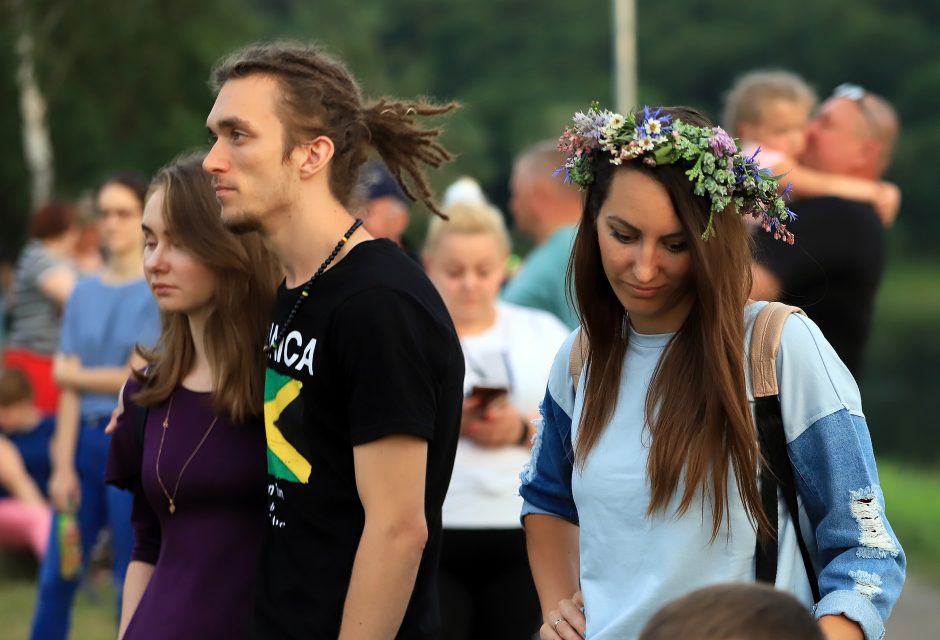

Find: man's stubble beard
<box><xmin>222</xmin><ymin>209</ymin><xmax>265</xmax><ymax>235</ymax></box>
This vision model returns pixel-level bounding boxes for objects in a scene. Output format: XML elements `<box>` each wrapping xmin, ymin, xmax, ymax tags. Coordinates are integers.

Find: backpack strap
<box><xmin>568</xmin><ymin>328</ymin><xmax>589</xmax><ymax>391</ymax></box>
<box><xmin>750</xmin><ymin>302</ymin><xmax>821</xmax><ymax>602</ymax></box>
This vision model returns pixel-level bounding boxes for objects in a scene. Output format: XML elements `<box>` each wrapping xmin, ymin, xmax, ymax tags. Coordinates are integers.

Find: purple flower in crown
<box><xmin>638</xmin><ymin>106</ymin><xmax>672</xmax><ymax>139</ymax></box>
<box><xmin>745</xmin><ymin>146</ymin><xmax>762</xmax><ymax>166</ymax></box>
<box><xmin>708</xmin><ymin>127</ymin><xmax>738</xmax><ymax>158</ymax></box>
<box><xmin>572</xmin><ymin>108</ymin><xmax>611</xmax><ymax>142</ymax></box>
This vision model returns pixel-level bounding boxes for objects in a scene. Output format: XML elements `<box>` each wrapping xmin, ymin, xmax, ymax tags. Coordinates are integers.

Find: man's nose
<box><xmin>203</xmin><ymin>140</ymin><xmax>227</xmax><ymax>174</ymax></box>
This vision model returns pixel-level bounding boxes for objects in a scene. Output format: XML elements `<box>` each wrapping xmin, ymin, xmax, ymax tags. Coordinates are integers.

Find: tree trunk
<box><xmin>11</xmin><ymin>1</ymin><xmax>54</xmax><ymax>208</ymax></box>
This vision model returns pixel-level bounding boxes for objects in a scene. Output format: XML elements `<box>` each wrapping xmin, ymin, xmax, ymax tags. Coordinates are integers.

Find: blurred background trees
<box><xmin>1</xmin><ymin>0</ymin><xmax>936</xmax><ymax>459</ymax></box>
<box><xmin>3</xmin><ymin>0</ymin><xmax>938</xmax><ymax>252</ymax></box>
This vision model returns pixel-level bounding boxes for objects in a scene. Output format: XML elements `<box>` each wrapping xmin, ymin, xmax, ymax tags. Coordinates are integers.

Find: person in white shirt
<box><xmin>423</xmin><ymin>199</ymin><xmax>569</xmax><ymax>640</ymax></box>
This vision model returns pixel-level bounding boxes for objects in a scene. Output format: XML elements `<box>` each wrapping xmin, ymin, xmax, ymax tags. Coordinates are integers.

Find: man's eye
<box><xmin>231</xmin><ymin>131</ymin><xmax>244</xmax><ymax>142</ymax></box>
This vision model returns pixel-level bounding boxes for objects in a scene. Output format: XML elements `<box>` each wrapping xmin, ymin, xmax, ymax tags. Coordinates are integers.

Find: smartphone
<box><xmin>469</xmin><ymin>385</ymin><xmax>509</xmax><ymax>408</ymax></box>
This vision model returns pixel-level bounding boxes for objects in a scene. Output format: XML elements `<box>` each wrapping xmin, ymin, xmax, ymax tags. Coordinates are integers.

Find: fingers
<box><xmin>540</xmin><ymin>612</ymin><xmax>584</xmax><ymax>640</ymax></box>
<box><xmin>104</xmin><ymin>408</ymin><xmax>121</xmax><ymax>435</ymax></box>
<box><xmin>559</xmin><ymin>598</ymin><xmax>587</xmax><ymax>636</ymax></box>
<box><xmin>50</xmin><ymin>471</ymin><xmax>81</xmax><ymax>513</ymax></box>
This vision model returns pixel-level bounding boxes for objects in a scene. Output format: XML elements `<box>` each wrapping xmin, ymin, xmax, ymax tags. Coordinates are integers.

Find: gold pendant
<box><xmin>169</xmin><ymin>502</ymin><xmax>176</xmax><ymax>514</ymax></box>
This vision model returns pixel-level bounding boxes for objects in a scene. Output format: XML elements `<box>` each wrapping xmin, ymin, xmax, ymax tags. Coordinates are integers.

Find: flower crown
<box><xmin>556</xmin><ymin>104</ymin><xmax>796</xmax><ymax>243</ymax></box>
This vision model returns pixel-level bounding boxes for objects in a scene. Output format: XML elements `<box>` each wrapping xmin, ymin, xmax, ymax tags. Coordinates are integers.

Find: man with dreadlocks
<box><xmin>204</xmin><ymin>41</ymin><xmax>464</xmax><ymax>639</ymax></box>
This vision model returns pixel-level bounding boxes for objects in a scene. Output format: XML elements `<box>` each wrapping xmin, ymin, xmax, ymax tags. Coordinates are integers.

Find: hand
<box><xmin>464</xmin><ymin>399</ymin><xmax>525</xmax><ymax>448</ymax></box>
<box><xmin>818</xmin><ymin>614</ymin><xmax>864</xmax><ymax>640</ymax></box>
<box><xmin>459</xmin><ymin>395</ymin><xmax>483</xmax><ymax>438</ymax></box>
<box><xmin>104</xmin><ymin>381</ymin><xmax>127</xmax><ymax>436</ymax></box>
<box><xmin>873</xmin><ymin>182</ymin><xmax>901</xmax><ymax>227</ymax></box>
<box><xmin>49</xmin><ymin>466</ymin><xmax>81</xmax><ymax>513</ymax></box>
<box><xmin>541</xmin><ymin>590</ymin><xmax>586</xmax><ymax>639</ymax></box>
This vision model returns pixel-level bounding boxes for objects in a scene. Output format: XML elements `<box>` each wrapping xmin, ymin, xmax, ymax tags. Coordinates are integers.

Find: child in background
<box><xmin>723</xmin><ymin>69</ymin><xmax>900</xmax><ymax>226</ymax></box>
<box><xmin>0</xmin><ymin>367</ymin><xmax>54</xmax><ymax>559</ymax></box>
<box><xmin>639</xmin><ymin>583</ymin><xmax>824</xmax><ymax>640</ymax></box>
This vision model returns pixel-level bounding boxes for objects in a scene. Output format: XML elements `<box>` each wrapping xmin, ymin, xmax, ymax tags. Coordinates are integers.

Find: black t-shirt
<box><xmin>753</xmin><ymin>196</ymin><xmax>886</xmax><ymax>378</ymax></box>
<box><xmin>253</xmin><ymin>239</ymin><xmax>463</xmax><ymax>639</ymax></box>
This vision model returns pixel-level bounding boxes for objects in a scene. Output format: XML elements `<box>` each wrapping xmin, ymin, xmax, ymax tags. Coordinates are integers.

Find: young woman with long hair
<box><xmin>104</xmin><ymin>153</ymin><xmax>280</xmax><ymax>639</ymax></box>
<box><xmin>520</xmin><ymin>106</ymin><xmax>904</xmax><ymax>640</ymax></box>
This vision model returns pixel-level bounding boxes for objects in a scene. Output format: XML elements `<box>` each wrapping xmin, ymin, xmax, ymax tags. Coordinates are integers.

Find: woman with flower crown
<box><xmin>519</xmin><ymin>105</ymin><xmax>903</xmax><ymax>640</ymax></box>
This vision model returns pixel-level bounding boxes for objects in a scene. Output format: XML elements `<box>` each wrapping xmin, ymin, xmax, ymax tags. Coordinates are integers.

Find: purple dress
<box><xmin>106</xmin><ymin>379</ymin><xmax>266</xmax><ymax>639</ymax></box>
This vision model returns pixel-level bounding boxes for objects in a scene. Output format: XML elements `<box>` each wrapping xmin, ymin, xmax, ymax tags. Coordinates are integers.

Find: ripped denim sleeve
<box><xmin>519</xmin><ymin>386</ymin><xmax>578</xmax><ymax>525</ymax></box>
<box><xmin>788</xmin><ymin>409</ymin><xmax>905</xmax><ymax>640</ymax></box>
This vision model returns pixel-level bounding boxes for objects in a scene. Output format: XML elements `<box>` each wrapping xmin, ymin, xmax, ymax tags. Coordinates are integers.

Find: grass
<box><xmin>0</xmin><ymin>552</ymin><xmax>117</xmax><ymax>638</ymax></box>
<box><xmin>879</xmin><ymin>459</ymin><xmax>940</xmax><ymax>587</ymax></box>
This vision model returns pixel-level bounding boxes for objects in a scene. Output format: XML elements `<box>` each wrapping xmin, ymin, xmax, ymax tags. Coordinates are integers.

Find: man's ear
<box><xmin>296</xmin><ymin>135</ymin><xmax>335</xmax><ymax>179</ymax></box>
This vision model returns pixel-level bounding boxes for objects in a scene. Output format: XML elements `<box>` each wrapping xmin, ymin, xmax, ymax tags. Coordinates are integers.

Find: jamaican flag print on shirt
<box><xmin>264</xmin><ymin>368</ymin><xmax>312</xmax><ymax>484</ymax></box>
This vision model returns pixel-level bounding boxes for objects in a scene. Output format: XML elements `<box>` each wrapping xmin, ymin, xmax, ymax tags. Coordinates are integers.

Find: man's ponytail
<box><xmin>362</xmin><ymin>98</ymin><xmax>458</xmax><ymax>218</ymax></box>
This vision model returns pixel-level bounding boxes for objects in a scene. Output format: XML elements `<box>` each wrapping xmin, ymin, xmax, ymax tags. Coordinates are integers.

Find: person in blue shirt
<box><xmin>520</xmin><ymin>105</ymin><xmax>903</xmax><ymax>640</ymax></box>
<box><xmin>30</xmin><ymin>172</ymin><xmax>160</xmax><ymax>640</ymax></box>
<box><xmin>503</xmin><ymin>141</ymin><xmax>583</xmax><ymax>329</ymax></box>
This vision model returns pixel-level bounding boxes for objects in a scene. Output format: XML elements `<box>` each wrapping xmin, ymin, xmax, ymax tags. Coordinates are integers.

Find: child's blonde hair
<box><xmin>423</xmin><ymin>201</ymin><xmax>511</xmax><ymax>256</ymax></box>
<box><xmin>722</xmin><ymin>69</ymin><xmax>817</xmax><ymax>134</ymax></box>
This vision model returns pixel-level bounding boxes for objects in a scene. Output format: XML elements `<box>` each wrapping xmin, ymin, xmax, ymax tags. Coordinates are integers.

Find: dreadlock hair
<box><xmin>209</xmin><ymin>41</ymin><xmax>457</xmax><ymax>217</ymax></box>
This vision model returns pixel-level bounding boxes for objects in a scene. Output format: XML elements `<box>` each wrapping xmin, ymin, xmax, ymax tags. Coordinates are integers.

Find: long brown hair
<box><xmin>210</xmin><ymin>41</ymin><xmax>457</xmax><ymax>216</ymax></box>
<box><xmin>568</xmin><ymin>106</ymin><xmax>770</xmax><ymax>540</ymax></box>
<box><xmin>133</xmin><ymin>152</ymin><xmax>281</xmax><ymax>423</ymax></box>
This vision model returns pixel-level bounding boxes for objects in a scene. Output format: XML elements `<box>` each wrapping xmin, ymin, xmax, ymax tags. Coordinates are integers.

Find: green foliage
<box><xmin>879</xmin><ymin>459</ymin><xmax>940</xmax><ymax>587</ymax></box>
<box><xmin>0</xmin><ymin>0</ymin><xmax>938</xmax><ymax>253</ymax></box>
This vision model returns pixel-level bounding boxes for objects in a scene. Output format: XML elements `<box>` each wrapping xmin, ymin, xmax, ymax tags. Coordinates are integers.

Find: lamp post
<box><xmin>612</xmin><ymin>0</ymin><xmax>637</xmax><ymax>113</ymax></box>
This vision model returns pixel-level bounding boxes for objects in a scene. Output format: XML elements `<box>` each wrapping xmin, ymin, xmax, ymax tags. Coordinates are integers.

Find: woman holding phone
<box><xmin>423</xmin><ymin>199</ymin><xmax>569</xmax><ymax>639</ymax></box>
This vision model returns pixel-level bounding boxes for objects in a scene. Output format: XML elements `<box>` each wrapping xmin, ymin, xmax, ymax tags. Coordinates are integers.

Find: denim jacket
<box><xmin>520</xmin><ymin>302</ymin><xmax>904</xmax><ymax>640</ymax></box>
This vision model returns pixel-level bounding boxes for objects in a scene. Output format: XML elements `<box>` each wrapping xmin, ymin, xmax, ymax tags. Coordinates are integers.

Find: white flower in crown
<box><xmin>608</xmin><ymin>113</ymin><xmax>626</xmax><ymax>130</ymax></box>
<box><xmin>639</xmin><ymin>137</ymin><xmax>655</xmax><ymax>152</ymax></box>
<box><xmin>644</xmin><ymin>118</ymin><xmax>664</xmax><ymax>137</ymax></box>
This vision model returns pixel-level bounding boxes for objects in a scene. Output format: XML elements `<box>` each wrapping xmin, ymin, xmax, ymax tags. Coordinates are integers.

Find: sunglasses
<box><xmin>832</xmin><ymin>83</ymin><xmax>880</xmax><ymax>137</ymax></box>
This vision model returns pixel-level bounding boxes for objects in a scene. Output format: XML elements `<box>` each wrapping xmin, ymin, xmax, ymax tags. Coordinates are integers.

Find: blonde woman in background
<box><xmin>424</xmin><ymin>198</ymin><xmax>569</xmax><ymax>639</ymax></box>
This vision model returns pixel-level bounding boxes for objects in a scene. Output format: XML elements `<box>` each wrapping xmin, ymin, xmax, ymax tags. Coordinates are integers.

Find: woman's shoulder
<box><xmin>745</xmin><ymin>301</ymin><xmax>863</xmax><ymax>439</ymax></box>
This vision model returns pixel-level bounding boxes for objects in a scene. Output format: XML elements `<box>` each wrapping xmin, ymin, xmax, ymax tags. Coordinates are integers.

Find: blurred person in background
<box><xmin>0</xmin><ymin>367</ymin><xmax>54</xmax><ymax>560</ymax></box>
<box><xmin>0</xmin><ymin>253</ymin><xmax>15</xmax><ymax>350</ymax></box>
<box><xmin>106</xmin><ymin>153</ymin><xmax>279</xmax><ymax>640</ymax></box>
<box><xmin>72</xmin><ymin>210</ymin><xmax>105</xmax><ymax>275</ymax></box>
<box><xmin>723</xmin><ymin>70</ymin><xmax>900</xmax><ymax>226</ymax></box>
<box><xmin>423</xmin><ymin>199</ymin><xmax>568</xmax><ymax>640</ymax></box>
<box><xmin>503</xmin><ymin>140</ymin><xmax>583</xmax><ymax>329</ymax></box>
<box><xmin>358</xmin><ymin>160</ymin><xmax>420</xmax><ymax>260</ymax></box>
<box><xmin>4</xmin><ymin>202</ymin><xmax>80</xmax><ymax>415</ymax></box>
<box><xmin>442</xmin><ymin>176</ymin><xmax>488</xmax><ymax>211</ymax></box>
<box><xmin>751</xmin><ymin>85</ymin><xmax>900</xmax><ymax>379</ymax></box>
<box><xmin>30</xmin><ymin>172</ymin><xmax>159</xmax><ymax>640</ymax></box>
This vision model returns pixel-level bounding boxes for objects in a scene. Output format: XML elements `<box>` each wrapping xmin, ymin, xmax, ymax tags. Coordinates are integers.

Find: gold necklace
<box><xmin>155</xmin><ymin>394</ymin><xmax>219</xmax><ymax>515</ymax></box>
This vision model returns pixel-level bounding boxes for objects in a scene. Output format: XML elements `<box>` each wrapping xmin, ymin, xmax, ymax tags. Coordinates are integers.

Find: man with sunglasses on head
<box><xmin>751</xmin><ymin>84</ymin><xmax>900</xmax><ymax>379</ymax></box>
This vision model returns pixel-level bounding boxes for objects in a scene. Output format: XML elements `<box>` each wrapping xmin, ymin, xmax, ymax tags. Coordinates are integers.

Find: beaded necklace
<box><xmin>264</xmin><ymin>218</ymin><xmax>363</xmax><ymax>355</ymax></box>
